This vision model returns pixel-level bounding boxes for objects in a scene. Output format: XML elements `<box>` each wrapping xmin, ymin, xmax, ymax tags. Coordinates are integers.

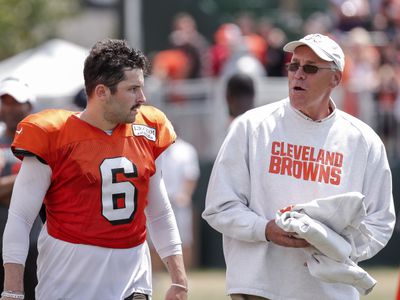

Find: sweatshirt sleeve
<box><xmin>350</xmin><ymin>140</ymin><xmax>395</xmax><ymax>262</ymax></box>
<box><xmin>202</xmin><ymin>118</ymin><xmax>268</xmax><ymax>242</ymax></box>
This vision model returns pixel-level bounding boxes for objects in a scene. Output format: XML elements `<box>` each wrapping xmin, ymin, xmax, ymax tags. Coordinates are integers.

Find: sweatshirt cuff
<box><xmin>254</xmin><ymin>218</ymin><xmax>268</xmax><ymax>242</ymax></box>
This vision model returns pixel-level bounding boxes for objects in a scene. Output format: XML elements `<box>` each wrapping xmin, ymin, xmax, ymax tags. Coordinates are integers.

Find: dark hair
<box><xmin>226</xmin><ymin>73</ymin><xmax>255</xmax><ymax>100</ymax></box>
<box><xmin>83</xmin><ymin>39</ymin><xmax>150</xmax><ymax>96</ymax></box>
<box><xmin>226</xmin><ymin>73</ymin><xmax>255</xmax><ymax>118</ymax></box>
<box><xmin>73</xmin><ymin>88</ymin><xmax>87</xmax><ymax>109</ymax></box>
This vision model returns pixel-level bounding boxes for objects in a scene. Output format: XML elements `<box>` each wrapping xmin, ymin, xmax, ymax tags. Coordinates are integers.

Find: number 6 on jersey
<box><xmin>100</xmin><ymin>157</ymin><xmax>138</xmax><ymax>225</ymax></box>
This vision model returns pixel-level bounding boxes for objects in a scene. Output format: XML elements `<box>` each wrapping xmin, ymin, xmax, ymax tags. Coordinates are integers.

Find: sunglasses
<box><xmin>286</xmin><ymin>63</ymin><xmax>336</xmax><ymax>74</ymax></box>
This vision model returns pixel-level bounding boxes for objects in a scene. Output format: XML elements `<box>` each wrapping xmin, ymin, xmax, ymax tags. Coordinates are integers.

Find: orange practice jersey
<box><xmin>12</xmin><ymin>106</ymin><xmax>176</xmax><ymax>248</ymax></box>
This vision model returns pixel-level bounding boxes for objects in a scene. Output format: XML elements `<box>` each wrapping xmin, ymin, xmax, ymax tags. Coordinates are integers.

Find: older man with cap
<box><xmin>0</xmin><ymin>77</ymin><xmax>40</xmax><ymax>300</ymax></box>
<box><xmin>202</xmin><ymin>33</ymin><xmax>395</xmax><ymax>300</ymax></box>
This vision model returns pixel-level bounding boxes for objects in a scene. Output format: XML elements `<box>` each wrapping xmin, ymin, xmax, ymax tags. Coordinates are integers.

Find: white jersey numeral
<box><xmin>100</xmin><ymin>157</ymin><xmax>138</xmax><ymax>225</ymax></box>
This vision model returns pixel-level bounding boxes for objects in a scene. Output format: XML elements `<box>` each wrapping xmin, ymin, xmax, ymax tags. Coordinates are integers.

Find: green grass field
<box><xmin>152</xmin><ymin>267</ymin><xmax>399</xmax><ymax>300</ymax></box>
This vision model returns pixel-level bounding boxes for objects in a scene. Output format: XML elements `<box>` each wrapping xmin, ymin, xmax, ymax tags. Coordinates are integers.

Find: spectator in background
<box><xmin>303</xmin><ymin>12</ymin><xmax>334</xmax><ymax>36</ymax></box>
<box><xmin>257</xmin><ymin>18</ymin><xmax>288</xmax><ymax>77</ymax></box>
<box><xmin>263</xmin><ymin>27</ymin><xmax>288</xmax><ymax>77</ymax></box>
<box><xmin>374</xmin><ymin>63</ymin><xmax>399</xmax><ymax>158</ymax></box>
<box><xmin>342</xmin><ymin>27</ymin><xmax>380</xmax><ymax>124</ymax></box>
<box><xmin>0</xmin><ymin>78</ymin><xmax>35</xmax><ymax>182</ymax></box>
<box><xmin>148</xmin><ymin>135</ymin><xmax>200</xmax><ymax>271</ymax></box>
<box><xmin>221</xmin><ymin>24</ymin><xmax>266</xmax><ymax>79</ymax></box>
<box><xmin>151</xmin><ymin>46</ymin><xmax>192</xmax><ymax>104</ymax></box>
<box><xmin>328</xmin><ymin>0</ymin><xmax>371</xmax><ymax>31</ymax></box>
<box><xmin>209</xmin><ymin>23</ymin><xmax>265</xmax><ymax>78</ymax></box>
<box><xmin>372</xmin><ymin>0</ymin><xmax>400</xmax><ymax>39</ymax></box>
<box><xmin>73</xmin><ymin>88</ymin><xmax>87</xmax><ymax>110</ymax></box>
<box><xmin>152</xmin><ymin>12</ymin><xmax>208</xmax><ymax>81</ymax></box>
<box><xmin>208</xmin><ymin>23</ymin><xmax>241</xmax><ymax>76</ymax></box>
<box><xmin>236</xmin><ymin>12</ymin><xmax>267</xmax><ymax>66</ymax></box>
<box><xmin>160</xmin><ymin>137</ymin><xmax>200</xmax><ymax>269</ymax></box>
<box><xmin>225</xmin><ymin>72</ymin><xmax>255</xmax><ymax>123</ymax></box>
<box><xmin>151</xmin><ymin>12</ymin><xmax>209</xmax><ymax>105</ymax></box>
<box><xmin>169</xmin><ymin>12</ymin><xmax>209</xmax><ymax>78</ymax></box>
<box><xmin>151</xmin><ymin>48</ymin><xmax>191</xmax><ymax>81</ymax></box>
<box><xmin>0</xmin><ymin>77</ymin><xmax>41</xmax><ymax>300</ymax></box>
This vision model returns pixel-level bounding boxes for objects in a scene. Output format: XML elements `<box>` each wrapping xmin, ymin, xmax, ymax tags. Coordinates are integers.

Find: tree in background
<box><xmin>0</xmin><ymin>0</ymin><xmax>79</xmax><ymax>60</ymax></box>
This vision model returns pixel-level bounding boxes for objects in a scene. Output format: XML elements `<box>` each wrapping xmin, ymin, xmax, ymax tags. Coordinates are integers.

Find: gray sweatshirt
<box><xmin>202</xmin><ymin>98</ymin><xmax>395</xmax><ymax>300</ymax></box>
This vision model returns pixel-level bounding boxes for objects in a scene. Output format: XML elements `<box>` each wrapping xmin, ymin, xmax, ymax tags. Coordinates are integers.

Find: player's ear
<box><xmin>94</xmin><ymin>84</ymin><xmax>109</xmax><ymax>99</ymax></box>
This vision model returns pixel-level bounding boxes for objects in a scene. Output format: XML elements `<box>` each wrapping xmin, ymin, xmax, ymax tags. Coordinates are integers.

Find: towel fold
<box><xmin>275</xmin><ymin>192</ymin><xmax>376</xmax><ymax>295</ymax></box>
<box><xmin>276</xmin><ymin>210</ymin><xmax>352</xmax><ymax>262</ymax></box>
<box><xmin>307</xmin><ymin>254</ymin><xmax>377</xmax><ymax>295</ymax></box>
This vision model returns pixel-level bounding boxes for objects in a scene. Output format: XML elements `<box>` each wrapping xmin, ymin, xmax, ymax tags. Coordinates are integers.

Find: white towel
<box><xmin>276</xmin><ymin>211</ymin><xmax>352</xmax><ymax>262</ymax></box>
<box><xmin>307</xmin><ymin>254</ymin><xmax>377</xmax><ymax>295</ymax></box>
<box><xmin>293</xmin><ymin>192</ymin><xmax>366</xmax><ymax>233</ymax></box>
<box><xmin>275</xmin><ymin>192</ymin><xmax>376</xmax><ymax>295</ymax></box>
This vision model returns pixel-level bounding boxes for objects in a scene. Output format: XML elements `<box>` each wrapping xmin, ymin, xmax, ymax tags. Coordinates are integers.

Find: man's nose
<box><xmin>137</xmin><ymin>88</ymin><xmax>146</xmax><ymax>103</ymax></box>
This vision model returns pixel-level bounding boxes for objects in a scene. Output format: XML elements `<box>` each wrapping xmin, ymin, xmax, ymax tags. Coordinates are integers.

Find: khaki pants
<box><xmin>230</xmin><ymin>294</ymin><xmax>270</xmax><ymax>300</ymax></box>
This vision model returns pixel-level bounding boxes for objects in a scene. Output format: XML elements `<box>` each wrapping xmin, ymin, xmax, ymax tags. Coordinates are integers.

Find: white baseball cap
<box><xmin>0</xmin><ymin>77</ymin><xmax>36</xmax><ymax>104</ymax></box>
<box><xmin>283</xmin><ymin>33</ymin><xmax>345</xmax><ymax>72</ymax></box>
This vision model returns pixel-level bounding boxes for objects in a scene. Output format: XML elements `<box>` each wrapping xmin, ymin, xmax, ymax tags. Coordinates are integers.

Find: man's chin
<box><xmin>126</xmin><ymin>112</ymin><xmax>137</xmax><ymax>123</ymax></box>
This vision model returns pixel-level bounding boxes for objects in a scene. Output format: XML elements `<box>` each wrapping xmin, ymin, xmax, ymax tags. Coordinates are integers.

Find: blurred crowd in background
<box><xmin>148</xmin><ymin>0</ymin><xmax>400</xmax><ymax>161</ymax></box>
<box><xmin>1</xmin><ymin>0</ymin><xmax>400</xmax><ymax>161</ymax></box>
